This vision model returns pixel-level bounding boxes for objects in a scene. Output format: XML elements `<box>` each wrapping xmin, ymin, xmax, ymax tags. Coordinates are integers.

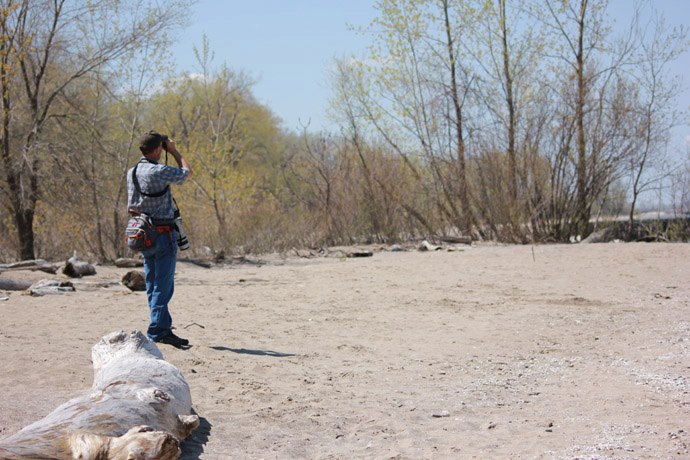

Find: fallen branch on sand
<box><xmin>114</xmin><ymin>257</ymin><xmax>144</xmax><ymax>268</ymax></box>
<box><xmin>0</xmin><ymin>330</ymin><xmax>199</xmax><ymax>459</ymax></box>
<box><xmin>0</xmin><ymin>259</ymin><xmax>60</xmax><ymax>274</ymax></box>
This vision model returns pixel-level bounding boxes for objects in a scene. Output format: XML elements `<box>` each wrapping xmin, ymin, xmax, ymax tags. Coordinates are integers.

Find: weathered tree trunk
<box><xmin>0</xmin><ymin>330</ymin><xmax>199</xmax><ymax>459</ymax></box>
<box><xmin>14</xmin><ymin>208</ymin><xmax>37</xmax><ymax>262</ymax></box>
<box><xmin>442</xmin><ymin>0</ymin><xmax>473</xmax><ymax>234</ymax></box>
<box><xmin>498</xmin><ymin>0</ymin><xmax>519</xmax><ymax>220</ymax></box>
<box><xmin>575</xmin><ymin>0</ymin><xmax>591</xmax><ymax>237</ymax></box>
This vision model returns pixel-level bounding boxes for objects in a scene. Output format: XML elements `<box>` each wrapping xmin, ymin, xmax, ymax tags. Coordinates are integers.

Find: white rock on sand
<box><xmin>0</xmin><ymin>243</ymin><xmax>688</xmax><ymax>458</ymax></box>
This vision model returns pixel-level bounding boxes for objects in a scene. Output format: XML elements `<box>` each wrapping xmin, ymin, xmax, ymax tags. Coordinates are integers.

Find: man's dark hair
<box><xmin>139</xmin><ymin>130</ymin><xmax>163</xmax><ymax>155</ymax></box>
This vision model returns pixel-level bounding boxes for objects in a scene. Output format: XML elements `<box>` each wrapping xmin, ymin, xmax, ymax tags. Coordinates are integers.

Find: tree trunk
<box><xmin>14</xmin><ymin>208</ymin><xmax>36</xmax><ymax>261</ymax></box>
<box><xmin>575</xmin><ymin>0</ymin><xmax>590</xmax><ymax>237</ymax></box>
<box><xmin>442</xmin><ymin>0</ymin><xmax>472</xmax><ymax>234</ymax></box>
<box><xmin>499</xmin><ymin>0</ymin><xmax>518</xmax><ymax>202</ymax></box>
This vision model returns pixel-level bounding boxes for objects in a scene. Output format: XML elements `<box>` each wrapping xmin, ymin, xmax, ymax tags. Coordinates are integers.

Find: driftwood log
<box><xmin>0</xmin><ymin>259</ymin><xmax>60</xmax><ymax>274</ymax></box>
<box><xmin>114</xmin><ymin>258</ymin><xmax>144</xmax><ymax>268</ymax></box>
<box><xmin>29</xmin><ymin>279</ymin><xmax>76</xmax><ymax>296</ymax></box>
<box><xmin>63</xmin><ymin>254</ymin><xmax>97</xmax><ymax>278</ymax></box>
<box><xmin>0</xmin><ymin>278</ymin><xmax>32</xmax><ymax>291</ymax></box>
<box><xmin>439</xmin><ymin>235</ymin><xmax>472</xmax><ymax>245</ymax></box>
<box><xmin>0</xmin><ymin>330</ymin><xmax>199</xmax><ymax>459</ymax></box>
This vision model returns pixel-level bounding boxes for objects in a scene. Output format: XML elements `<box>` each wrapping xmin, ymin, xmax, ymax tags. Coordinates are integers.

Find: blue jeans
<box><xmin>142</xmin><ymin>230</ymin><xmax>178</xmax><ymax>341</ymax></box>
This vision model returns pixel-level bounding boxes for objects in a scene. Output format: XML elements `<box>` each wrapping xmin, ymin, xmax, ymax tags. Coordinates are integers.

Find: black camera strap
<box><xmin>131</xmin><ymin>158</ymin><xmax>169</xmax><ymax>198</ymax></box>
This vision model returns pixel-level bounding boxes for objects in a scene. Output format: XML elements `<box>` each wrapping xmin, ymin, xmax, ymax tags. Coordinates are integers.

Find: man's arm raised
<box><xmin>165</xmin><ymin>139</ymin><xmax>193</xmax><ymax>180</ymax></box>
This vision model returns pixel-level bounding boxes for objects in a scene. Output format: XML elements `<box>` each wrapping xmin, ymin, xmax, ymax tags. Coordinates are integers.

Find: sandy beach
<box><xmin>0</xmin><ymin>243</ymin><xmax>688</xmax><ymax>459</ymax></box>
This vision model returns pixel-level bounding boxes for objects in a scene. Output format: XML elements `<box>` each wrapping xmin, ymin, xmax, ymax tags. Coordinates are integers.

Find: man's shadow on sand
<box><xmin>209</xmin><ymin>346</ymin><xmax>296</xmax><ymax>357</ymax></box>
<box><xmin>179</xmin><ymin>346</ymin><xmax>295</xmax><ymax>458</ymax></box>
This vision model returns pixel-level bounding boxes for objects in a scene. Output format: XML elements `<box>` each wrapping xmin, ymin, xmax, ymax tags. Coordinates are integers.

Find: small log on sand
<box><xmin>63</xmin><ymin>254</ymin><xmax>97</xmax><ymax>278</ymax></box>
<box><xmin>114</xmin><ymin>257</ymin><xmax>144</xmax><ymax>268</ymax></box>
<box><xmin>29</xmin><ymin>279</ymin><xmax>75</xmax><ymax>296</ymax></box>
<box><xmin>0</xmin><ymin>278</ymin><xmax>32</xmax><ymax>291</ymax></box>
<box><xmin>0</xmin><ymin>330</ymin><xmax>199</xmax><ymax>459</ymax></box>
<box><xmin>0</xmin><ymin>259</ymin><xmax>60</xmax><ymax>274</ymax></box>
<box><xmin>439</xmin><ymin>235</ymin><xmax>472</xmax><ymax>245</ymax></box>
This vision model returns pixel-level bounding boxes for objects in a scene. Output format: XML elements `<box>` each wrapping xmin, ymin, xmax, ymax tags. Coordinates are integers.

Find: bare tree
<box><xmin>498</xmin><ymin>0</ymin><xmax>517</xmax><ymax>201</ymax></box>
<box><xmin>468</xmin><ymin>0</ymin><xmax>547</xmax><ymax>240</ymax></box>
<box><xmin>50</xmin><ymin>41</ymin><xmax>171</xmax><ymax>261</ymax></box>
<box><xmin>0</xmin><ymin>0</ymin><xmax>190</xmax><ymax>260</ymax></box>
<box><xmin>331</xmin><ymin>0</ymin><xmax>487</xmax><ymax>237</ymax></box>
<box><xmin>625</xmin><ymin>10</ymin><xmax>688</xmax><ymax>239</ymax></box>
<box><xmin>440</xmin><ymin>0</ymin><xmax>473</xmax><ymax>233</ymax></box>
<box><xmin>537</xmin><ymin>0</ymin><xmax>645</xmax><ymax>238</ymax></box>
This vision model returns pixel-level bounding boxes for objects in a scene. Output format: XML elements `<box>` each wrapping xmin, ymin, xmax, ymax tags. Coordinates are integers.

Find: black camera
<box><xmin>173</xmin><ymin>205</ymin><xmax>189</xmax><ymax>250</ymax></box>
<box><xmin>160</xmin><ymin>134</ymin><xmax>169</xmax><ymax>151</ymax></box>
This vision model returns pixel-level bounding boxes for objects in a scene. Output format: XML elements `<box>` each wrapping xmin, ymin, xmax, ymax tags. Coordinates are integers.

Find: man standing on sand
<box><xmin>127</xmin><ymin>130</ymin><xmax>193</xmax><ymax>348</ymax></box>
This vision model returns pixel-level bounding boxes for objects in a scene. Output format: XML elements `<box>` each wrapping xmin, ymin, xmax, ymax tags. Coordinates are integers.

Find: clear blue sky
<box><xmin>173</xmin><ymin>0</ymin><xmax>689</xmax><ymax>149</ymax></box>
<box><xmin>174</xmin><ymin>1</ymin><xmax>376</xmax><ymax>132</ymax></box>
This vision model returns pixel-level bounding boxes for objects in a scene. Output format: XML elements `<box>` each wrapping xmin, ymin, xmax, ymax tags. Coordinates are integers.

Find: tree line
<box><xmin>1</xmin><ymin>0</ymin><xmax>688</xmax><ymax>263</ymax></box>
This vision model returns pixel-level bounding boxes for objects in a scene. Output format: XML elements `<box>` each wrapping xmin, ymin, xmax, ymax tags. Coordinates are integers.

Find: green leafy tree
<box><xmin>151</xmin><ymin>39</ymin><xmax>284</xmax><ymax>251</ymax></box>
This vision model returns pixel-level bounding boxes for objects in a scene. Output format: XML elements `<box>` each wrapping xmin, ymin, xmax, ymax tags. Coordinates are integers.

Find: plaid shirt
<box><xmin>127</xmin><ymin>158</ymin><xmax>190</xmax><ymax>221</ymax></box>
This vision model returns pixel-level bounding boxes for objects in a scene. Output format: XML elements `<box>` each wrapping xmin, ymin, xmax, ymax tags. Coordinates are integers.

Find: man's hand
<box><xmin>164</xmin><ymin>138</ymin><xmax>178</xmax><ymax>155</ymax></box>
<box><xmin>165</xmin><ymin>138</ymin><xmax>193</xmax><ymax>179</ymax></box>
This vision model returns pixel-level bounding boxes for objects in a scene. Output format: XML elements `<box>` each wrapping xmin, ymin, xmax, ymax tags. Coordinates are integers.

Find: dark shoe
<box><xmin>156</xmin><ymin>333</ymin><xmax>190</xmax><ymax>348</ymax></box>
